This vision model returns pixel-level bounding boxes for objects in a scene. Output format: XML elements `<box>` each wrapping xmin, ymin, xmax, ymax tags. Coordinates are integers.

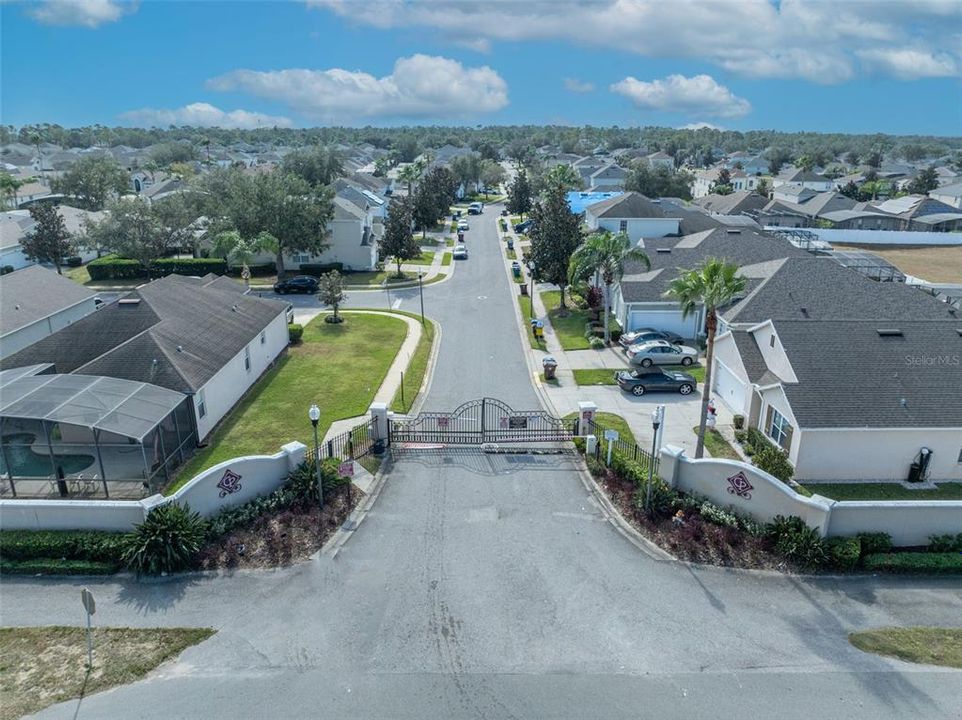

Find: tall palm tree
<box><xmin>212</xmin><ymin>230</ymin><xmax>275</xmax><ymax>289</ymax></box>
<box><xmin>665</xmin><ymin>258</ymin><xmax>746</xmax><ymax>459</ymax></box>
<box><xmin>397</xmin><ymin>162</ymin><xmax>421</xmax><ymax>197</ymax></box>
<box><xmin>568</xmin><ymin>231</ymin><xmax>650</xmax><ymax>345</ymax></box>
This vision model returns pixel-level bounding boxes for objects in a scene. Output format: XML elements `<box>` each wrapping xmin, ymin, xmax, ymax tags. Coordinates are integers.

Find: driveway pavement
<box><xmin>5</xmin><ymin>203</ymin><xmax>962</xmax><ymax>720</ymax></box>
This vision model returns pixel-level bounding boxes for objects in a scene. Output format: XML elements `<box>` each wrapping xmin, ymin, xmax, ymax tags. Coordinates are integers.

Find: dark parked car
<box><xmin>273</xmin><ymin>276</ymin><xmax>319</xmax><ymax>294</ymax></box>
<box><xmin>619</xmin><ymin>327</ymin><xmax>684</xmax><ymax>348</ymax></box>
<box><xmin>514</xmin><ymin>219</ymin><xmax>534</xmax><ymax>233</ymax></box>
<box><xmin>616</xmin><ymin>368</ymin><xmax>697</xmax><ymax>396</ymax></box>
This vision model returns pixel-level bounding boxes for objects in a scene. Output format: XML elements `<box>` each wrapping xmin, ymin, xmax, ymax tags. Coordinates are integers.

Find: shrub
<box><xmin>0</xmin><ymin>265</ymin><xmax>14</xmax><ymax>275</ymax></box>
<box><xmin>0</xmin><ymin>530</ymin><xmax>126</xmax><ymax>564</ymax></box>
<box><xmin>123</xmin><ymin>503</ymin><xmax>208</xmax><ymax>576</ymax></box>
<box><xmin>928</xmin><ymin>533</ymin><xmax>962</xmax><ymax>553</ymax></box>
<box><xmin>298</xmin><ymin>262</ymin><xmax>344</xmax><ymax>277</ymax></box>
<box><xmin>857</xmin><ymin>532</ymin><xmax>892</xmax><ymax>556</ymax></box>
<box><xmin>288</xmin><ymin>323</ymin><xmax>304</xmax><ymax>343</ymax></box>
<box><xmin>826</xmin><ymin>536</ymin><xmax>862</xmax><ymax>571</ymax></box>
<box><xmin>765</xmin><ymin>515</ymin><xmax>827</xmax><ymax>569</ymax></box>
<box><xmin>588</xmin><ymin>336</ymin><xmax>605</xmax><ymax>349</ymax></box>
<box><xmin>863</xmin><ymin>552</ymin><xmax>962</xmax><ymax>574</ymax></box>
<box><xmin>228</xmin><ymin>262</ymin><xmax>275</xmax><ymax>277</ymax></box>
<box><xmin>734</xmin><ymin>429</ymin><xmax>748</xmax><ymax>444</ymax></box>
<box><xmin>585</xmin><ymin>455</ymin><xmax>607</xmax><ymax>478</ymax></box>
<box><xmin>86</xmin><ymin>255</ymin><xmax>228</xmax><ymax>281</ymax></box>
<box><xmin>699</xmin><ymin>501</ymin><xmax>739</xmax><ymax>528</ymax></box>
<box><xmin>744</xmin><ymin>427</ymin><xmax>769</xmax><ymax>452</ymax></box>
<box><xmin>610</xmin><ymin>329</ymin><xmax>622</xmax><ymax>342</ymax></box>
<box><xmin>733</xmin><ymin>414</ymin><xmax>745</xmax><ymax>429</ymax></box>
<box><xmin>632</xmin><ymin>478</ymin><xmax>675</xmax><ymax>517</ymax></box>
<box><xmin>66</xmin><ymin>256</ymin><xmax>83</xmax><ymax>267</ymax></box>
<box><xmin>752</xmin><ymin>442</ymin><xmax>794</xmax><ymax>484</ymax></box>
<box><xmin>0</xmin><ymin>558</ymin><xmax>118</xmax><ymax>575</ymax></box>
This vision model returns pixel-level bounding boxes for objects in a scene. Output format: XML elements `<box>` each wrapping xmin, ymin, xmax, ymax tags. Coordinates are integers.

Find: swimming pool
<box><xmin>566</xmin><ymin>191</ymin><xmax>625</xmax><ymax>215</ymax></box>
<box><xmin>0</xmin><ymin>433</ymin><xmax>96</xmax><ymax>477</ymax></box>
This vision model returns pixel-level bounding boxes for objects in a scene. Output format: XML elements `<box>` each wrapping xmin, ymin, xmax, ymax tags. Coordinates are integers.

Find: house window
<box><xmin>770</xmin><ymin>335</ymin><xmax>775</xmax><ymax>348</ymax></box>
<box><xmin>197</xmin><ymin>390</ymin><xmax>207</xmax><ymax>419</ymax></box>
<box><xmin>765</xmin><ymin>406</ymin><xmax>794</xmax><ymax>451</ymax></box>
<box><xmin>260</xmin><ymin>331</ymin><xmax>266</xmax><ymax>345</ymax></box>
<box><xmin>619</xmin><ymin>220</ymin><xmax>628</xmax><ymax>233</ymax></box>
<box><xmin>958</xmin><ymin>446</ymin><xmax>962</xmax><ymax>463</ymax></box>
<box><xmin>292</xmin><ymin>253</ymin><xmax>310</xmax><ymax>264</ymax></box>
<box><xmin>244</xmin><ymin>346</ymin><xmax>251</xmax><ymax>372</ymax></box>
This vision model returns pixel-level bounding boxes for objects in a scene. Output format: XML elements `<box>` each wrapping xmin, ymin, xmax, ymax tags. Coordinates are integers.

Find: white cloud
<box><xmin>563</xmin><ymin>78</ymin><xmax>594</xmax><ymax>93</ymax></box>
<box><xmin>611</xmin><ymin>74</ymin><xmax>751</xmax><ymax>118</ymax></box>
<box><xmin>309</xmin><ymin>0</ymin><xmax>961</xmax><ymax>83</ymax></box>
<box><xmin>26</xmin><ymin>0</ymin><xmax>134</xmax><ymax>27</ymax></box>
<box><xmin>119</xmin><ymin>103</ymin><xmax>293</xmax><ymax>129</ymax></box>
<box><xmin>680</xmin><ymin>122</ymin><xmax>723</xmax><ymax>131</ymax></box>
<box><xmin>207</xmin><ymin>54</ymin><xmax>508</xmax><ymax>121</ymax></box>
<box><xmin>857</xmin><ymin>48</ymin><xmax>959</xmax><ymax>80</ymax></box>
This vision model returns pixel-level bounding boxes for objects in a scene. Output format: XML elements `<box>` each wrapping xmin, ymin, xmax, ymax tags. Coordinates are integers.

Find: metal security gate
<box><xmin>389</xmin><ymin>398</ymin><xmax>578</xmax><ymax>446</ymax></box>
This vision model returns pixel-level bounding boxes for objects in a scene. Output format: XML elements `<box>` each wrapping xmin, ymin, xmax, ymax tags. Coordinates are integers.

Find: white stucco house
<box><xmin>588</xmin><ymin>164</ymin><xmax>627</xmax><ymax>190</ymax></box>
<box><xmin>711</xmin><ymin>256</ymin><xmax>962</xmax><ymax>482</ymax></box>
<box><xmin>771</xmin><ymin>167</ymin><xmax>834</xmax><ymax>192</ymax></box>
<box><xmin>1</xmin><ymin>273</ymin><xmax>290</xmax><ymax>443</ymax></box>
<box><xmin>584</xmin><ymin>192</ymin><xmax>681</xmax><ymax>245</ymax></box>
<box><xmin>0</xmin><ymin>265</ymin><xmax>100</xmax><ymax>360</ymax></box>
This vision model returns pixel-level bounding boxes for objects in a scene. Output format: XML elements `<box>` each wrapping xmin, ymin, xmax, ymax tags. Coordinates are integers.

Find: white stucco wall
<box><xmin>0</xmin><ymin>497</ymin><xmax>149</xmax><ymax>531</ymax></box>
<box><xmin>795</xmin><ymin>427</ymin><xmax>962</xmax><ymax>482</ymax></box>
<box><xmin>827</xmin><ymin>501</ymin><xmax>962</xmax><ymax>546</ymax></box>
<box><xmin>0</xmin><ymin>296</ymin><xmax>100</xmax><ymax>360</ymax></box>
<box><xmin>808</xmin><ymin>228</ymin><xmax>962</xmax><ymax>246</ymax></box>
<box><xmin>313</xmin><ymin>218</ymin><xmax>378</xmax><ymax>271</ymax></box>
<box><xmin>194</xmin><ymin>309</ymin><xmax>288</xmax><ymax>441</ymax></box>
<box><xmin>588</xmin><ymin>216</ymin><xmax>681</xmax><ymax>244</ymax></box>
<box><xmin>750</xmin><ymin>323</ymin><xmax>797</xmax><ymax>383</ymax></box>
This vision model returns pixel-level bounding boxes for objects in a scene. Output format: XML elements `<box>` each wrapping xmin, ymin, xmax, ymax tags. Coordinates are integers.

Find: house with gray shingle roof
<box><xmin>710</xmin><ymin>256</ymin><xmax>962</xmax><ymax>482</ymax></box>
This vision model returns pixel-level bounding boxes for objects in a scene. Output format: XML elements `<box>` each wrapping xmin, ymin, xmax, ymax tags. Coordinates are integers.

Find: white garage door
<box><xmin>628</xmin><ymin>310</ymin><xmax>693</xmax><ymax>338</ymax></box>
<box><xmin>713</xmin><ymin>360</ymin><xmax>747</xmax><ymax>414</ymax></box>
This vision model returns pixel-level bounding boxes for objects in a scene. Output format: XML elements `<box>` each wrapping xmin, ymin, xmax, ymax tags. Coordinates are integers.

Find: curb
<box><xmin>323</xmin><ymin>453</ymin><xmax>394</xmax><ymax>559</ymax></box>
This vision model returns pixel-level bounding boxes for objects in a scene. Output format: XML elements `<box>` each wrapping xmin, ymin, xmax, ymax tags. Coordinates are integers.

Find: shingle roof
<box><xmin>0</xmin><ymin>265</ymin><xmax>97</xmax><ymax>336</ymax></box>
<box><xmin>694</xmin><ymin>191</ymin><xmax>768</xmax><ymax>216</ymax></box>
<box><xmin>723</xmin><ymin>256</ymin><xmax>955</xmax><ymax>324</ymax></box>
<box><xmin>619</xmin><ymin>228</ymin><xmax>807</xmax><ymax>303</ymax></box>
<box><xmin>775</xmin><ymin>320</ymin><xmax>962</xmax><ymax>428</ymax></box>
<box><xmin>1</xmin><ymin>274</ymin><xmax>287</xmax><ymax>392</ymax></box>
<box><xmin>730</xmin><ymin>330</ymin><xmax>768</xmax><ymax>383</ymax></box>
<box><xmin>586</xmin><ymin>191</ymin><xmax>666</xmax><ymax>219</ymax></box>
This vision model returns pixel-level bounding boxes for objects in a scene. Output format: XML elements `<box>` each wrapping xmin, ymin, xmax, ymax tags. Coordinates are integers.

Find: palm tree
<box><xmin>212</xmin><ymin>230</ymin><xmax>275</xmax><ymax>289</ymax></box>
<box><xmin>397</xmin><ymin>158</ymin><xmax>426</xmax><ymax>197</ymax></box>
<box><xmin>665</xmin><ymin>259</ymin><xmax>746</xmax><ymax>459</ymax></box>
<box><xmin>568</xmin><ymin>231</ymin><xmax>650</xmax><ymax>345</ymax></box>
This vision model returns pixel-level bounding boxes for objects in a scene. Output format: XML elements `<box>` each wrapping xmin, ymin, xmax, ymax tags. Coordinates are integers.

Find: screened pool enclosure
<box><xmin>0</xmin><ymin>366</ymin><xmax>196</xmax><ymax>498</ymax></box>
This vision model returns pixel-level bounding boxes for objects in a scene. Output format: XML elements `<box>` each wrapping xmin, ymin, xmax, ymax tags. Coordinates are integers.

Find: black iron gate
<box><xmin>390</xmin><ymin>398</ymin><xmax>578</xmax><ymax>445</ymax></box>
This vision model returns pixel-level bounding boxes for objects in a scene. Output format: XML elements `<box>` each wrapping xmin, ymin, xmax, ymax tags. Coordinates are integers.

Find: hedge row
<box><xmin>298</xmin><ymin>262</ymin><xmax>344</xmax><ymax>277</ymax></box>
<box><xmin>0</xmin><ymin>529</ymin><xmax>126</xmax><ymax>563</ymax></box>
<box><xmin>226</xmin><ymin>262</ymin><xmax>276</xmax><ymax>277</ymax></box>
<box><xmin>863</xmin><ymin>552</ymin><xmax>962</xmax><ymax>574</ymax></box>
<box><xmin>87</xmin><ymin>255</ymin><xmax>227</xmax><ymax>280</ymax></box>
<box><xmin>0</xmin><ymin>558</ymin><xmax>119</xmax><ymax>575</ymax></box>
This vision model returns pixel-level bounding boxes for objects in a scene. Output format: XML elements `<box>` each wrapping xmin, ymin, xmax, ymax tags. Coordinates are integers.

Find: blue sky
<box><xmin>2</xmin><ymin>0</ymin><xmax>960</xmax><ymax>135</ymax></box>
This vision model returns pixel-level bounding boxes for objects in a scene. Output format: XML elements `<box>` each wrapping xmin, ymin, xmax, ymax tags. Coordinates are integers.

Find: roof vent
<box><xmin>656</xmin><ymin>248</ymin><xmax>671</xmax><ymax>254</ymax></box>
<box><xmin>14</xmin><ymin>304</ymin><xmax>20</xmax><ymax>310</ymax></box>
<box><xmin>231</xmin><ymin>304</ymin><xmax>238</xmax><ymax>312</ymax></box>
<box><xmin>876</xmin><ymin>328</ymin><xmax>903</xmax><ymax>337</ymax></box>
<box><xmin>726</xmin><ymin>228</ymin><xmax>741</xmax><ymax>234</ymax></box>
<box><xmin>118</xmin><ymin>298</ymin><xmax>141</xmax><ymax>307</ymax></box>
<box><xmin>176</xmin><ymin>345</ymin><xmax>183</xmax><ymax>352</ymax></box>
<box><xmin>800</xmin><ymin>307</ymin><xmax>809</xmax><ymax>317</ymax></box>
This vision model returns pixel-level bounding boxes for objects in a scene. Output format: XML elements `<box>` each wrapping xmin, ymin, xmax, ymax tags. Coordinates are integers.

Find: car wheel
<box><xmin>679</xmin><ymin>384</ymin><xmax>693</xmax><ymax>395</ymax></box>
<box><xmin>631</xmin><ymin>385</ymin><xmax>646</xmax><ymax>396</ymax></box>
<box><xmin>681</xmin><ymin>357</ymin><xmax>693</xmax><ymax>366</ymax></box>
<box><xmin>640</xmin><ymin>358</ymin><xmax>653</xmax><ymax>367</ymax></box>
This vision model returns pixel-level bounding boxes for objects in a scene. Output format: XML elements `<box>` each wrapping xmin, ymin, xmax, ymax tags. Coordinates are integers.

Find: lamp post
<box><xmin>418</xmin><ymin>271</ymin><xmax>425</xmax><ymax>325</ymax></box>
<box><xmin>527</xmin><ymin>260</ymin><xmax>536</xmax><ymax>319</ymax></box>
<box><xmin>308</xmin><ymin>403</ymin><xmax>324</xmax><ymax>508</ymax></box>
<box><xmin>646</xmin><ymin>405</ymin><xmax>665</xmax><ymax>513</ymax></box>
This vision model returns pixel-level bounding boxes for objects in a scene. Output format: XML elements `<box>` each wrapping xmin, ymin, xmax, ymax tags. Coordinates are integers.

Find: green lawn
<box><xmin>565</xmin><ymin>411</ymin><xmax>641</xmax><ymax>456</ymax></box>
<box><xmin>573</xmin><ymin>368</ymin><xmax>619</xmax><ymax>385</ymax></box>
<box><xmin>694</xmin><ymin>426</ymin><xmax>741</xmax><ymax>460</ymax></box>
<box><xmin>849</xmin><ymin>628</ymin><xmax>962</xmax><ymax>669</ymax></box>
<box><xmin>440</xmin><ymin>252</ymin><xmax>452</xmax><ymax>266</ymax></box>
<box><xmin>404</xmin><ymin>250</ymin><xmax>435</xmax><ymax>266</ymax></box>
<box><xmin>800</xmin><ymin>482</ymin><xmax>962</xmax><ymax>501</ymax></box>
<box><xmin>390</xmin><ymin>312</ymin><xmax>437</xmax><ymax>414</ymax></box>
<box><xmin>168</xmin><ymin>313</ymin><xmax>408</xmax><ymax>492</ymax></box>
<box><xmin>516</xmin><ymin>293</ymin><xmax>546</xmax><ymax>349</ymax></box>
<box><xmin>64</xmin><ymin>264</ymin><xmax>142</xmax><ymax>289</ymax></box>
<box><xmin>540</xmin><ymin>290</ymin><xmax>621</xmax><ymax>351</ymax></box>
<box><xmin>506</xmin><ymin>248</ymin><xmax>517</xmax><ymax>260</ymax></box>
<box><xmin>343</xmin><ymin>270</ymin><xmax>417</xmax><ymax>286</ymax></box>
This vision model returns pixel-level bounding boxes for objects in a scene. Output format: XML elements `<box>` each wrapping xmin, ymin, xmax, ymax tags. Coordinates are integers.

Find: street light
<box><xmin>527</xmin><ymin>260</ymin><xmax>536</xmax><ymax>319</ymax></box>
<box><xmin>418</xmin><ymin>271</ymin><xmax>425</xmax><ymax>325</ymax></box>
<box><xmin>308</xmin><ymin>403</ymin><xmax>324</xmax><ymax>508</ymax></box>
<box><xmin>646</xmin><ymin>404</ymin><xmax>665</xmax><ymax>513</ymax></box>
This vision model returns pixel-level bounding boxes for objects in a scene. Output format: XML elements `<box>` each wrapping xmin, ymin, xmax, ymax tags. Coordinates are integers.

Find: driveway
<box><xmin>5</xmin><ymin>204</ymin><xmax>962</xmax><ymax>720</ymax></box>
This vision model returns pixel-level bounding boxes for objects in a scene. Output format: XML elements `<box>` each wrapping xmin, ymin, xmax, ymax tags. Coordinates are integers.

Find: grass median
<box><xmin>389</xmin><ymin>312</ymin><xmax>437</xmax><ymax>414</ymax></box>
<box><xmin>849</xmin><ymin>627</ymin><xmax>962</xmax><ymax>668</ymax></box>
<box><xmin>797</xmin><ymin>481</ymin><xmax>962</xmax><ymax>501</ymax></box>
<box><xmin>516</xmin><ymin>293</ymin><xmax>546</xmax><ymax>350</ymax></box>
<box><xmin>540</xmin><ymin>290</ymin><xmax>621</xmax><ymax>351</ymax></box>
<box><xmin>0</xmin><ymin>626</ymin><xmax>215</xmax><ymax>720</ymax></box>
<box><xmin>168</xmin><ymin>312</ymin><xmax>407</xmax><ymax>492</ymax></box>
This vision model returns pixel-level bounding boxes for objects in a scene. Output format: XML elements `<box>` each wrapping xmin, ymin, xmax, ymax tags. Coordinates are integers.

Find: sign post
<box><xmin>80</xmin><ymin>587</ymin><xmax>96</xmax><ymax>668</ymax></box>
<box><xmin>603</xmin><ymin>429</ymin><xmax>619</xmax><ymax>467</ymax></box>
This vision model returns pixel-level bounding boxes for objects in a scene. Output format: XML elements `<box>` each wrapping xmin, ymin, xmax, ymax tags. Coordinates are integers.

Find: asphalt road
<box><xmin>7</xmin><ymin>205</ymin><xmax>962</xmax><ymax>719</ymax></box>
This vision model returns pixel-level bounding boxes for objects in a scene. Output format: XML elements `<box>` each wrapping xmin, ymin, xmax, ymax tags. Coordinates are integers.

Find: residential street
<box><xmin>5</xmin><ymin>206</ymin><xmax>962</xmax><ymax>720</ymax></box>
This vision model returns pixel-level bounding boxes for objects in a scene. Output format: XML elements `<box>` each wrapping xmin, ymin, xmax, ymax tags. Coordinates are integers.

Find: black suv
<box><xmin>274</xmin><ymin>276</ymin><xmax>319</xmax><ymax>294</ymax></box>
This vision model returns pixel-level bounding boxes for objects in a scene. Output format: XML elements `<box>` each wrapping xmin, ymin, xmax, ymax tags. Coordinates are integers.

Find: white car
<box><xmin>452</xmin><ymin>244</ymin><xmax>468</xmax><ymax>259</ymax></box>
<box><xmin>457</xmin><ymin>220</ymin><xmax>470</xmax><ymax>231</ymax></box>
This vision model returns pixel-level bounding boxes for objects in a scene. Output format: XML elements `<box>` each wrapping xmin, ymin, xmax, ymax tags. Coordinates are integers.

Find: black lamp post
<box><xmin>309</xmin><ymin>403</ymin><xmax>323</xmax><ymax>508</ymax></box>
<box><xmin>646</xmin><ymin>405</ymin><xmax>665</xmax><ymax>512</ymax></box>
<box><xmin>418</xmin><ymin>271</ymin><xmax>425</xmax><ymax>325</ymax></box>
<box><xmin>527</xmin><ymin>260</ymin><xmax>536</xmax><ymax>319</ymax></box>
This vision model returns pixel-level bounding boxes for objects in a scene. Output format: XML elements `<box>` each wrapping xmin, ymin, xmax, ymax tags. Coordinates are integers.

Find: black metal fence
<box><xmin>584</xmin><ymin>417</ymin><xmax>659</xmax><ymax>477</ymax></box>
<box><xmin>313</xmin><ymin>418</ymin><xmax>380</xmax><ymax>463</ymax></box>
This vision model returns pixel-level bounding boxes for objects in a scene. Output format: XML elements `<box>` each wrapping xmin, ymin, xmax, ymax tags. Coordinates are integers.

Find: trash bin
<box><xmin>511</xmin><ymin>261</ymin><xmax>522</xmax><ymax>278</ymax></box>
<box><xmin>542</xmin><ymin>355</ymin><xmax>558</xmax><ymax>380</ymax></box>
<box><xmin>520</xmin><ymin>284</ymin><xmax>528</xmax><ymax>296</ymax></box>
<box><xmin>455</xmin><ymin>210</ymin><xmax>462</xmax><ymax>218</ymax></box>
<box><xmin>506</xmin><ymin>238</ymin><xmax>514</xmax><ymax>251</ymax></box>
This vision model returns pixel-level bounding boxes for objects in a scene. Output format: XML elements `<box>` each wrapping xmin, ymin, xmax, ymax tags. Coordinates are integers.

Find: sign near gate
<box><xmin>338</xmin><ymin>461</ymin><xmax>354</xmax><ymax>478</ymax></box>
<box><xmin>508</xmin><ymin>416</ymin><xmax>528</xmax><ymax>429</ymax></box>
<box><xmin>437</xmin><ymin>417</ymin><xmax>450</xmax><ymax>428</ymax></box>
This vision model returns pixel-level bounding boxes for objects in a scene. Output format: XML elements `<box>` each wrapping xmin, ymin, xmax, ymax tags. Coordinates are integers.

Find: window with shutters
<box><xmin>765</xmin><ymin>406</ymin><xmax>793</xmax><ymax>450</ymax></box>
<box><xmin>619</xmin><ymin>220</ymin><xmax>628</xmax><ymax>233</ymax></box>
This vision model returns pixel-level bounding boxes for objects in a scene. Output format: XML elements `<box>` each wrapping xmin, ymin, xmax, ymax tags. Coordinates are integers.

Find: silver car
<box><xmin>626</xmin><ymin>340</ymin><xmax>699</xmax><ymax>367</ymax></box>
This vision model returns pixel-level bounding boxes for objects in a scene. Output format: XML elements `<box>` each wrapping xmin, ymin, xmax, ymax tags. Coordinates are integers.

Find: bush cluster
<box><xmin>863</xmin><ymin>552</ymin><xmax>962</xmax><ymax>574</ymax></box>
<box><xmin>288</xmin><ymin>323</ymin><xmax>304</xmax><ymax>343</ymax></box>
<box><xmin>928</xmin><ymin>533</ymin><xmax>962</xmax><ymax>553</ymax></box>
<box><xmin>0</xmin><ymin>529</ymin><xmax>126</xmax><ymax>565</ymax></box>
<box><xmin>826</xmin><ymin>536</ymin><xmax>862</xmax><ymax>571</ymax></box>
<box><xmin>227</xmin><ymin>262</ymin><xmax>275</xmax><ymax>277</ymax></box>
<box><xmin>298</xmin><ymin>262</ymin><xmax>344</xmax><ymax>277</ymax></box>
<box><xmin>765</xmin><ymin>515</ymin><xmax>827</xmax><ymax>569</ymax></box>
<box><xmin>122</xmin><ymin>503</ymin><xmax>208</xmax><ymax>576</ymax></box>
<box><xmin>87</xmin><ymin>255</ymin><xmax>228</xmax><ymax>280</ymax></box>
<box><xmin>752</xmin><ymin>442</ymin><xmax>794</xmax><ymax>484</ymax></box>
<box><xmin>66</xmin><ymin>256</ymin><xmax>83</xmax><ymax>267</ymax></box>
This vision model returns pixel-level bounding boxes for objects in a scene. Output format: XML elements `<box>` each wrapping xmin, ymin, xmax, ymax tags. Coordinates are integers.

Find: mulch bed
<box><xmin>195</xmin><ymin>485</ymin><xmax>361</xmax><ymax>570</ymax></box>
<box><xmin>598</xmin><ymin>473</ymin><xmax>800</xmax><ymax>572</ymax></box>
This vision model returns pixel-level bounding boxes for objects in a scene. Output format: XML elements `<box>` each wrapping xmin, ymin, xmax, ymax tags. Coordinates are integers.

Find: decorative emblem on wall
<box><xmin>726</xmin><ymin>471</ymin><xmax>753</xmax><ymax>500</ymax></box>
<box><xmin>217</xmin><ymin>469</ymin><xmax>243</xmax><ymax>498</ymax></box>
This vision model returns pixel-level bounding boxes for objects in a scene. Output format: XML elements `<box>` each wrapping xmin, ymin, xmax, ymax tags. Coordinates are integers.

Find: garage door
<box><xmin>628</xmin><ymin>309</ymin><xmax>695</xmax><ymax>339</ymax></box>
<box><xmin>713</xmin><ymin>360</ymin><xmax>747</xmax><ymax>414</ymax></box>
